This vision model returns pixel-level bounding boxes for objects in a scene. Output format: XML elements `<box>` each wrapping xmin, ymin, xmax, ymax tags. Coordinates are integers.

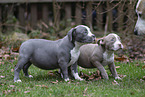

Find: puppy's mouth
<box><xmin>110</xmin><ymin>47</ymin><xmax>123</xmax><ymax>51</ymax></box>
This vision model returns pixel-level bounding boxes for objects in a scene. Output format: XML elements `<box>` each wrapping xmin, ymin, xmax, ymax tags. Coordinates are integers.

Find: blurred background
<box><xmin>0</xmin><ymin>0</ymin><xmax>144</xmax><ymax>61</ymax></box>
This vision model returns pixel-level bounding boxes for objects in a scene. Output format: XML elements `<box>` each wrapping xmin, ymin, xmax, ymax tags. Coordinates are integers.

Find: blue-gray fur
<box><xmin>14</xmin><ymin>25</ymin><xmax>96</xmax><ymax>82</ymax></box>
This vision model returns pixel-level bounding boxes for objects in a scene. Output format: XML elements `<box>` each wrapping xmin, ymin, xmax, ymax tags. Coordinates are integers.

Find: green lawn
<box><xmin>0</xmin><ymin>59</ymin><xmax>145</xmax><ymax>97</ymax></box>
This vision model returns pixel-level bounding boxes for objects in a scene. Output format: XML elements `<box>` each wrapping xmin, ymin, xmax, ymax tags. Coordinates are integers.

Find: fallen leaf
<box><xmin>48</xmin><ymin>71</ymin><xmax>55</xmax><ymax>76</ymax></box>
<box><xmin>88</xmin><ymin>75</ymin><xmax>95</xmax><ymax>80</ymax></box>
<box><xmin>11</xmin><ymin>69</ymin><xmax>14</xmax><ymax>72</ymax></box>
<box><xmin>0</xmin><ymin>62</ymin><xmax>4</xmax><ymax>65</ymax></box>
<box><xmin>35</xmin><ymin>85</ymin><xmax>41</xmax><ymax>87</ymax></box>
<box><xmin>41</xmin><ymin>85</ymin><xmax>48</xmax><ymax>89</ymax></box>
<box><xmin>3</xmin><ymin>90</ymin><xmax>8</xmax><ymax>94</ymax></box>
<box><xmin>12</xmin><ymin>47</ymin><xmax>19</xmax><ymax>52</ymax></box>
<box><xmin>3</xmin><ymin>89</ymin><xmax>15</xmax><ymax>95</ymax></box>
<box><xmin>112</xmin><ymin>80</ymin><xmax>119</xmax><ymax>86</ymax></box>
<box><xmin>24</xmin><ymin>91</ymin><xmax>30</xmax><ymax>93</ymax></box>
<box><xmin>114</xmin><ymin>57</ymin><xmax>127</xmax><ymax>62</ymax></box>
<box><xmin>79</xmin><ymin>71</ymin><xmax>101</xmax><ymax>81</ymax></box>
<box><xmin>119</xmin><ymin>74</ymin><xmax>127</xmax><ymax>78</ymax></box>
<box><xmin>35</xmin><ymin>85</ymin><xmax>48</xmax><ymax>88</ymax></box>
<box><xmin>9</xmin><ymin>85</ymin><xmax>15</xmax><ymax>88</ymax></box>
<box><xmin>136</xmin><ymin>64</ymin><xmax>140</xmax><ymax>67</ymax></box>
<box><xmin>142</xmin><ymin>65</ymin><xmax>145</xmax><ymax>69</ymax></box>
<box><xmin>94</xmin><ymin>77</ymin><xmax>102</xmax><ymax>81</ymax></box>
<box><xmin>3</xmin><ymin>54</ymin><xmax>11</xmax><ymax>60</ymax></box>
<box><xmin>115</xmin><ymin>66</ymin><xmax>120</xmax><ymax>68</ymax></box>
<box><xmin>51</xmin><ymin>80</ymin><xmax>58</xmax><ymax>84</ymax></box>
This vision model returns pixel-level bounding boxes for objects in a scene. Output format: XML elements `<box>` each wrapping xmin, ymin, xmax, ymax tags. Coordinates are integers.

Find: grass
<box><xmin>0</xmin><ymin>59</ymin><xmax>145</xmax><ymax>97</ymax></box>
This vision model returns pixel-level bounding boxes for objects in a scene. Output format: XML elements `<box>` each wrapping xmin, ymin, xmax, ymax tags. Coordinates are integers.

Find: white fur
<box><xmin>83</xmin><ymin>25</ymin><xmax>93</xmax><ymax>37</ymax></box>
<box><xmin>68</xmin><ymin>42</ymin><xmax>84</xmax><ymax>67</ymax></box>
<box><xmin>135</xmin><ymin>16</ymin><xmax>145</xmax><ymax>35</ymax></box>
<box><xmin>72</xmin><ymin>70</ymin><xmax>83</xmax><ymax>81</ymax></box>
<box><xmin>76</xmin><ymin>25</ymin><xmax>93</xmax><ymax>37</ymax></box>
<box><xmin>64</xmin><ymin>78</ymin><xmax>69</xmax><ymax>82</ymax></box>
<box><xmin>135</xmin><ymin>0</ymin><xmax>145</xmax><ymax>35</ymax></box>
<box><xmin>102</xmin><ymin>51</ymin><xmax>114</xmax><ymax>66</ymax></box>
<box><xmin>113</xmin><ymin>34</ymin><xmax>123</xmax><ymax>50</ymax></box>
<box><xmin>15</xmin><ymin>79</ymin><xmax>22</xmax><ymax>83</ymax></box>
<box><xmin>68</xmin><ymin>41</ymin><xmax>86</xmax><ymax>81</ymax></box>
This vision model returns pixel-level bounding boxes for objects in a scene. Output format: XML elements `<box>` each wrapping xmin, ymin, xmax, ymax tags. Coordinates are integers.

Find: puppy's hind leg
<box><xmin>14</xmin><ymin>57</ymin><xmax>30</xmax><ymax>82</ymax></box>
<box><xmin>23</xmin><ymin>62</ymin><xmax>33</xmax><ymax>78</ymax></box>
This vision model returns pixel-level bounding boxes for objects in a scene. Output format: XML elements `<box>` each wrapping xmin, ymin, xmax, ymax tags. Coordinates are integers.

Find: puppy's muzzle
<box><xmin>91</xmin><ymin>34</ymin><xmax>96</xmax><ymax>42</ymax></box>
<box><xmin>119</xmin><ymin>44</ymin><xmax>123</xmax><ymax>49</ymax></box>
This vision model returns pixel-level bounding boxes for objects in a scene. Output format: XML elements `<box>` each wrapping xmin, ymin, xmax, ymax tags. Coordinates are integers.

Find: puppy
<box><xmin>78</xmin><ymin>33</ymin><xmax>123</xmax><ymax>80</ymax></box>
<box><xmin>14</xmin><ymin>25</ymin><xmax>96</xmax><ymax>82</ymax></box>
<box><xmin>134</xmin><ymin>0</ymin><xmax>145</xmax><ymax>35</ymax></box>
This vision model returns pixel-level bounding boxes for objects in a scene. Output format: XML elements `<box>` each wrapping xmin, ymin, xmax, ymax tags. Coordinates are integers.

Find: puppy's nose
<box><xmin>119</xmin><ymin>44</ymin><xmax>123</xmax><ymax>49</ymax></box>
<box><xmin>91</xmin><ymin>34</ymin><xmax>96</xmax><ymax>38</ymax></box>
<box><xmin>134</xmin><ymin>29</ymin><xmax>138</xmax><ymax>35</ymax></box>
<box><xmin>91</xmin><ymin>34</ymin><xmax>96</xmax><ymax>41</ymax></box>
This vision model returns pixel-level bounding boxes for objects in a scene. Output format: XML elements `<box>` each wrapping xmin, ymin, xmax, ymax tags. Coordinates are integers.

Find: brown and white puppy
<box><xmin>78</xmin><ymin>33</ymin><xmax>123</xmax><ymax>80</ymax></box>
<box><xmin>134</xmin><ymin>0</ymin><xmax>145</xmax><ymax>35</ymax></box>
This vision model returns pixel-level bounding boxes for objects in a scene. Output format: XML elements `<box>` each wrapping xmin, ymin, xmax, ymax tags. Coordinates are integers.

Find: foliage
<box><xmin>6</xmin><ymin>15</ymin><xmax>17</xmax><ymax>24</ymax></box>
<box><xmin>0</xmin><ymin>46</ymin><xmax>145</xmax><ymax>97</ymax></box>
<box><xmin>0</xmin><ymin>32</ymin><xmax>29</xmax><ymax>52</ymax></box>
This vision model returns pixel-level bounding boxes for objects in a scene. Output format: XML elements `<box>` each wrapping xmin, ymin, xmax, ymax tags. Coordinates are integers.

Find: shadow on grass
<box><xmin>20</xmin><ymin>70</ymin><xmax>77</xmax><ymax>84</ymax></box>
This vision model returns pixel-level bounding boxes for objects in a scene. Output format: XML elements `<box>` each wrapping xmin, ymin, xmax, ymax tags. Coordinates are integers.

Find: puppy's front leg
<box><xmin>58</xmin><ymin>58</ymin><xmax>69</xmax><ymax>82</ymax></box>
<box><xmin>60</xmin><ymin>66</ymin><xmax>70</xmax><ymax>81</ymax></box>
<box><xmin>93</xmin><ymin>61</ymin><xmax>109</xmax><ymax>79</ymax></box>
<box><xmin>71</xmin><ymin>62</ymin><xmax>83</xmax><ymax>81</ymax></box>
<box><xmin>108</xmin><ymin>63</ymin><xmax>121</xmax><ymax>80</ymax></box>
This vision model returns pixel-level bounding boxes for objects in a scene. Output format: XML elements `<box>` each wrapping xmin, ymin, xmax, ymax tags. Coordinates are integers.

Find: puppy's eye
<box><xmin>111</xmin><ymin>38</ymin><xmax>115</xmax><ymax>42</ymax></box>
<box><xmin>84</xmin><ymin>30</ymin><xmax>88</xmax><ymax>34</ymax></box>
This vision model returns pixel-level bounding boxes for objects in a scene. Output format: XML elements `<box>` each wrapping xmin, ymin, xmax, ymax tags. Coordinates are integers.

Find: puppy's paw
<box><xmin>72</xmin><ymin>72</ymin><xmax>83</xmax><ymax>81</ymax></box>
<box><xmin>76</xmin><ymin>77</ymin><xmax>83</xmax><ymax>81</ymax></box>
<box><xmin>64</xmin><ymin>78</ymin><xmax>69</xmax><ymax>82</ymax></box>
<box><xmin>14</xmin><ymin>79</ymin><xmax>22</xmax><ymax>83</ymax></box>
<box><xmin>25</xmin><ymin>75</ymin><xmax>33</xmax><ymax>78</ymax></box>
<box><xmin>115</xmin><ymin>77</ymin><xmax>122</xmax><ymax>80</ymax></box>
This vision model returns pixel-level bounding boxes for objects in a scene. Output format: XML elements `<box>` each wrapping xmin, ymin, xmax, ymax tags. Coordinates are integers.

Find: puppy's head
<box><xmin>134</xmin><ymin>0</ymin><xmax>145</xmax><ymax>35</ymax></box>
<box><xmin>67</xmin><ymin>25</ymin><xmax>96</xmax><ymax>43</ymax></box>
<box><xmin>97</xmin><ymin>33</ymin><xmax>123</xmax><ymax>51</ymax></box>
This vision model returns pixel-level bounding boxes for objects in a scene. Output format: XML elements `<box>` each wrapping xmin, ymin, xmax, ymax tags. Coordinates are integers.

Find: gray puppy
<box><xmin>14</xmin><ymin>25</ymin><xmax>96</xmax><ymax>82</ymax></box>
<box><xmin>78</xmin><ymin>33</ymin><xmax>123</xmax><ymax>80</ymax></box>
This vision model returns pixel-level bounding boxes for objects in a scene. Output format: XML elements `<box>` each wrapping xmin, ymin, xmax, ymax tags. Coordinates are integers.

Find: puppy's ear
<box><xmin>67</xmin><ymin>28</ymin><xmax>76</xmax><ymax>42</ymax></box>
<box><xmin>97</xmin><ymin>38</ymin><xmax>105</xmax><ymax>45</ymax></box>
